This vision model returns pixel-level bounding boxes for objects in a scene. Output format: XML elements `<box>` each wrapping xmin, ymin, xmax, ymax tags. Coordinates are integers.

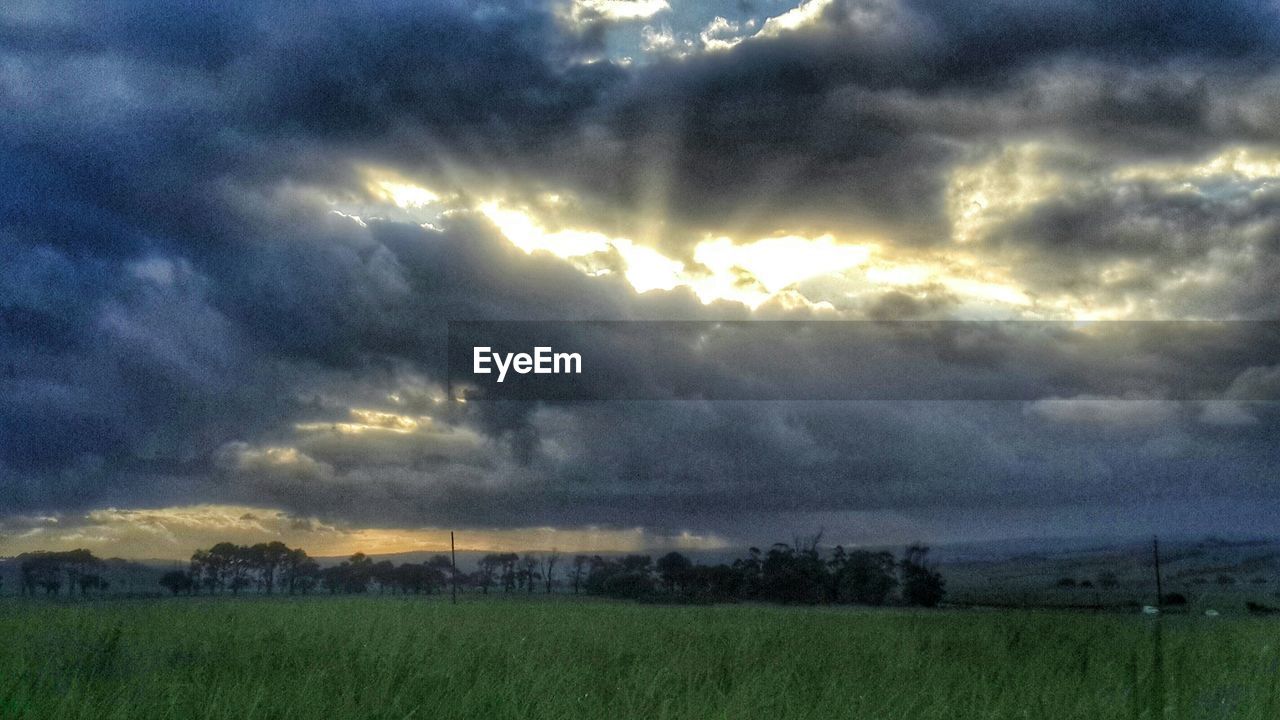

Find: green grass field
<box><xmin>1</xmin><ymin>597</ymin><xmax>1277</xmax><ymax>719</ymax></box>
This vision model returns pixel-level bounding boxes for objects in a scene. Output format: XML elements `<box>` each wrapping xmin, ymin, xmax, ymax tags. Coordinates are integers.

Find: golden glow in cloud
<box><xmin>479</xmin><ymin>200</ymin><xmax>873</xmax><ymax>308</ymax></box>
<box><xmin>360</xmin><ymin>172</ymin><xmax>1092</xmax><ymax>317</ymax></box>
<box><xmin>295</xmin><ymin>408</ymin><xmax>432</xmax><ymax>436</ymax></box>
<box><xmin>947</xmin><ymin>142</ymin><xmax>1067</xmax><ymax>246</ymax></box>
<box><xmin>1112</xmin><ymin>145</ymin><xmax>1280</xmax><ymax>184</ymax></box>
<box><xmin>0</xmin><ymin>505</ymin><xmax>727</xmax><ymax>560</ymax></box>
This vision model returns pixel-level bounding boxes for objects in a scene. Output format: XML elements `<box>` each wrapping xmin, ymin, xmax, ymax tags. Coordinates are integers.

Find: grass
<box><xmin>1</xmin><ymin>596</ymin><xmax>1278</xmax><ymax>719</ymax></box>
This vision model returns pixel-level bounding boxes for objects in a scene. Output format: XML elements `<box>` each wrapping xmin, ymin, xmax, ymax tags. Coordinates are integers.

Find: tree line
<box><xmin>155</xmin><ymin>535</ymin><xmax>944</xmax><ymax>607</ymax></box>
<box><xmin>16</xmin><ymin>549</ymin><xmax>111</xmax><ymax>597</ymax></box>
<box><xmin>581</xmin><ymin>537</ymin><xmax>945</xmax><ymax>607</ymax></box>
<box><xmin>7</xmin><ymin>537</ymin><xmax>945</xmax><ymax>608</ymax></box>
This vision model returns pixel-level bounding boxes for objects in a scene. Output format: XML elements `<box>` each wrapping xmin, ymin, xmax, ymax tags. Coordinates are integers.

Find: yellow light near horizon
<box><xmin>0</xmin><ymin>504</ymin><xmax>728</xmax><ymax>560</ymax></box>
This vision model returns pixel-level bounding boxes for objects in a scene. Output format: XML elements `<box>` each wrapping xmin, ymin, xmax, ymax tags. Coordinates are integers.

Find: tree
<box><xmin>280</xmin><ymin>547</ymin><xmax>318</xmax><ymax>595</ymax></box>
<box><xmin>371</xmin><ymin>561</ymin><xmax>397</xmax><ymax>594</ymax></box>
<box><xmin>205</xmin><ymin>542</ymin><xmax>251</xmax><ymax>595</ymax></box>
<box><xmin>834</xmin><ymin>550</ymin><xmax>897</xmax><ymax>606</ymax></box>
<box><xmin>477</xmin><ymin>554</ymin><xmax>502</xmax><ymax>594</ymax></box>
<box><xmin>900</xmin><ymin>544</ymin><xmax>945</xmax><ymax>608</ymax></box>
<box><xmin>656</xmin><ymin>552</ymin><xmax>693</xmax><ymax>595</ymax></box>
<box><xmin>542</xmin><ymin>551</ymin><xmax>560</xmax><ymax>594</ymax></box>
<box><xmin>160</xmin><ymin>570</ymin><xmax>194</xmax><ymax>596</ymax></box>
<box><xmin>18</xmin><ymin>550</ymin><xmax>102</xmax><ymax>598</ymax></box>
<box><xmin>499</xmin><ymin>553</ymin><xmax>519</xmax><ymax>593</ymax></box>
<box><xmin>584</xmin><ymin>555</ymin><xmax>655</xmax><ymax>599</ymax></box>
<box><xmin>519</xmin><ymin>554</ymin><xmax>540</xmax><ymax>594</ymax></box>
<box><xmin>250</xmin><ymin>541</ymin><xmax>291</xmax><ymax>595</ymax></box>
<box><xmin>569</xmin><ymin>555</ymin><xmax>589</xmax><ymax>595</ymax></box>
<box><xmin>427</xmin><ymin>555</ymin><xmax>455</xmax><ymax>595</ymax></box>
<box><xmin>758</xmin><ymin>543</ymin><xmax>827</xmax><ymax>604</ymax></box>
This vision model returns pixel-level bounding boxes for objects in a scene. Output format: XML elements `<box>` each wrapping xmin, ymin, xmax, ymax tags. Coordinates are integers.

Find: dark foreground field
<box><xmin>1</xmin><ymin>597</ymin><xmax>1277</xmax><ymax>719</ymax></box>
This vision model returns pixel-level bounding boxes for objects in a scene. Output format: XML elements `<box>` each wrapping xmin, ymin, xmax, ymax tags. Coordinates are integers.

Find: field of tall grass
<box><xmin>1</xmin><ymin>596</ymin><xmax>1277</xmax><ymax>719</ymax></box>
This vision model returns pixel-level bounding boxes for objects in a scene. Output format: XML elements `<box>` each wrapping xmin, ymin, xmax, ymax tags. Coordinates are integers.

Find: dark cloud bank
<box><xmin>3</xmin><ymin>0</ymin><xmax>1280</xmax><ymax>547</ymax></box>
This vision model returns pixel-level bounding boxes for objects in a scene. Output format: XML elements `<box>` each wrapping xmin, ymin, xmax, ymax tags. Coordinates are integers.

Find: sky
<box><xmin>3</xmin><ymin>0</ymin><xmax>1280</xmax><ymax>559</ymax></box>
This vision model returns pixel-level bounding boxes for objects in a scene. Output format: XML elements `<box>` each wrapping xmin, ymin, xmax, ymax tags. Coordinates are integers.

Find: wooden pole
<box><xmin>1152</xmin><ymin>536</ymin><xmax>1163</xmax><ymax>609</ymax></box>
<box><xmin>450</xmin><ymin>531</ymin><xmax>458</xmax><ymax>605</ymax></box>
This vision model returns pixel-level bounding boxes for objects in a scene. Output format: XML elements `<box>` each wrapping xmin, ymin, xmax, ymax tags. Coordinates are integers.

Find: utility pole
<box><xmin>1152</xmin><ymin>535</ymin><xmax>1164</xmax><ymax>609</ymax></box>
<box><xmin>450</xmin><ymin>531</ymin><xmax>458</xmax><ymax>605</ymax></box>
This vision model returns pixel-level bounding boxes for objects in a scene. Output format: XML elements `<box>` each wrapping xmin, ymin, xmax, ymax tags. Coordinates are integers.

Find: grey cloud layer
<box><xmin>3</xmin><ymin>0</ymin><xmax>1280</xmax><ymax>543</ymax></box>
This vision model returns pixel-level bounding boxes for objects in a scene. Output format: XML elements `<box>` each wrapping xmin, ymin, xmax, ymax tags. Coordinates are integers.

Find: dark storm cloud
<box><xmin>522</xmin><ymin>0</ymin><xmax>1280</xmax><ymax>247</ymax></box>
<box><xmin>4</xmin><ymin>0</ymin><xmax>1280</xmax><ymax>544</ymax></box>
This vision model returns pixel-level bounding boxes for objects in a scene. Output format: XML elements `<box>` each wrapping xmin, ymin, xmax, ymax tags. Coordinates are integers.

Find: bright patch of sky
<box><xmin>592</xmin><ymin>0</ymin><xmax>801</xmax><ymax>63</ymax></box>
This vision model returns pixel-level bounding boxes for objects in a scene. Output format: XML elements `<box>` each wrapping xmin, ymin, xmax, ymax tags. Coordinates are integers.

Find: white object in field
<box><xmin>1142</xmin><ymin>605</ymin><xmax>1160</xmax><ymax>615</ymax></box>
<box><xmin>1204</xmin><ymin>609</ymin><xmax>1220</xmax><ymax>617</ymax></box>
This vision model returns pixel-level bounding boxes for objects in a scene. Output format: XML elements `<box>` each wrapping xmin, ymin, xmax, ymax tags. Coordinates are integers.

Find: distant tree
<box><xmin>292</xmin><ymin>559</ymin><xmax>321</xmax><ymax>594</ymax></box>
<box><xmin>346</xmin><ymin>553</ymin><xmax>374</xmax><ymax>592</ymax></box>
<box><xmin>160</xmin><ymin>570</ymin><xmax>194</xmax><ymax>596</ymax></box>
<box><xmin>1162</xmin><ymin>592</ymin><xmax>1188</xmax><ymax>606</ymax></box>
<box><xmin>732</xmin><ymin>547</ymin><xmax>764</xmax><ymax>599</ymax></box>
<box><xmin>280</xmin><ymin>547</ymin><xmax>318</xmax><ymax>595</ymax></box>
<box><xmin>318</xmin><ymin>553</ymin><xmax>373</xmax><ymax>594</ymax></box>
<box><xmin>392</xmin><ymin>563</ymin><xmax>434</xmax><ymax>594</ymax></box>
<box><xmin>835</xmin><ymin>551</ymin><xmax>897</xmax><ymax>606</ymax></box>
<box><xmin>190</xmin><ymin>548</ymin><xmax>224</xmax><ymax>594</ymax></box>
<box><xmin>477</xmin><ymin>554</ymin><xmax>502</xmax><ymax>594</ymax></box>
<box><xmin>206</xmin><ymin>542</ymin><xmax>251</xmax><ymax>595</ymax></box>
<box><xmin>250</xmin><ymin>541</ymin><xmax>291</xmax><ymax>595</ymax></box>
<box><xmin>427</xmin><ymin>556</ymin><xmax>454</xmax><ymax>595</ymax></box>
<box><xmin>320</xmin><ymin>566</ymin><xmax>345</xmax><ymax>594</ymax></box>
<box><xmin>499</xmin><ymin>553</ymin><xmax>519</xmax><ymax>593</ymax></box>
<box><xmin>18</xmin><ymin>549</ymin><xmax>102</xmax><ymax>598</ymax></box>
<box><xmin>900</xmin><ymin>544</ymin><xmax>945</xmax><ymax>608</ymax></box>
<box><xmin>542</xmin><ymin>551</ymin><xmax>560</xmax><ymax>594</ymax></box>
<box><xmin>1217</xmin><ymin>574</ymin><xmax>1237</xmax><ymax>586</ymax></box>
<box><xmin>569</xmin><ymin>555</ymin><xmax>589</xmax><ymax>595</ymax></box>
<box><xmin>371</xmin><ymin>561</ymin><xmax>397</xmax><ymax>594</ymax></box>
<box><xmin>519</xmin><ymin>554</ymin><xmax>541</xmax><ymax>594</ymax></box>
<box><xmin>1056</xmin><ymin>577</ymin><xmax>1078</xmax><ymax>588</ymax></box>
<box><xmin>584</xmin><ymin>555</ymin><xmax>655</xmax><ymax>599</ymax></box>
<box><xmin>657</xmin><ymin>552</ymin><xmax>693</xmax><ymax>595</ymax></box>
<box><xmin>759</xmin><ymin>543</ymin><xmax>827</xmax><ymax>604</ymax></box>
<box><xmin>1097</xmin><ymin>571</ymin><xmax>1119</xmax><ymax>589</ymax></box>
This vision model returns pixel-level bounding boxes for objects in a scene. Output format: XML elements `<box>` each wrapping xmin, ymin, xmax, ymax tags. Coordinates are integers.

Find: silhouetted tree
<box><xmin>427</xmin><ymin>555</ymin><xmax>455</xmax><ymax>594</ymax></box>
<box><xmin>498</xmin><ymin>553</ymin><xmax>519</xmax><ymax>593</ymax></box>
<box><xmin>584</xmin><ymin>555</ymin><xmax>655</xmax><ymax>599</ymax></box>
<box><xmin>477</xmin><ymin>554</ymin><xmax>502</xmax><ymax>594</ymax></box>
<box><xmin>657</xmin><ymin>551</ymin><xmax>693</xmax><ymax>595</ymax></box>
<box><xmin>569</xmin><ymin>555</ymin><xmax>589</xmax><ymax>595</ymax></box>
<box><xmin>18</xmin><ymin>549</ymin><xmax>102</xmax><ymax>597</ymax></box>
<box><xmin>900</xmin><ymin>544</ymin><xmax>945</xmax><ymax>607</ymax></box>
<box><xmin>371</xmin><ymin>560</ymin><xmax>397</xmax><ymax>594</ymax></box>
<box><xmin>250</xmin><ymin>541</ymin><xmax>291</xmax><ymax>595</ymax></box>
<box><xmin>519</xmin><ymin>554</ymin><xmax>540</xmax><ymax>594</ymax></box>
<box><xmin>160</xmin><ymin>570</ymin><xmax>194</xmax><ymax>596</ymax></box>
<box><xmin>542</xmin><ymin>551</ymin><xmax>560</xmax><ymax>594</ymax></box>
<box><xmin>833</xmin><ymin>550</ymin><xmax>897</xmax><ymax>605</ymax></box>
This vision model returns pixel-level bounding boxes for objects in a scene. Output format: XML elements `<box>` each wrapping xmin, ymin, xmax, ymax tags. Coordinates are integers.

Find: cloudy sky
<box><xmin>4</xmin><ymin>0</ymin><xmax>1280</xmax><ymax>559</ymax></box>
